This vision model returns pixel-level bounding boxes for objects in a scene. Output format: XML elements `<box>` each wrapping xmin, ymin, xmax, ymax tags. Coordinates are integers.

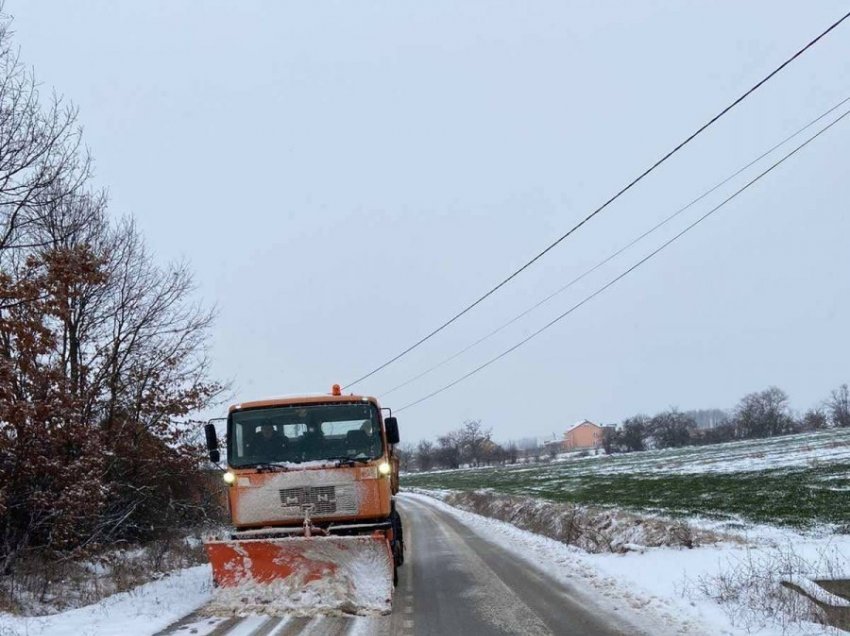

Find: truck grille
<box><xmin>278</xmin><ymin>484</ymin><xmax>357</xmax><ymax>516</ymax></box>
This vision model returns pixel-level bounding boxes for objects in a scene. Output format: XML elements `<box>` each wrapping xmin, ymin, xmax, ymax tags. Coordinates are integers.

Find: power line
<box><xmin>395</xmin><ymin>106</ymin><xmax>850</xmax><ymax>413</ymax></box>
<box><xmin>343</xmin><ymin>9</ymin><xmax>850</xmax><ymax>390</ymax></box>
<box><xmin>378</xmin><ymin>95</ymin><xmax>850</xmax><ymax>399</ymax></box>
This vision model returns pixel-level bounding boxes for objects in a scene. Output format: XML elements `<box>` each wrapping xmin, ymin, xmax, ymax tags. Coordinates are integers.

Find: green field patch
<box><xmin>402</xmin><ymin>459</ymin><xmax>850</xmax><ymax>529</ymax></box>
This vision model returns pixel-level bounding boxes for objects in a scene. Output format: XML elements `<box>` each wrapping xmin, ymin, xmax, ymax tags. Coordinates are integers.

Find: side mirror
<box><xmin>385</xmin><ymin>416</ymin><xmax>400</xmax><ymax>445</ymax></box>
<box><xmin>204</xmin><ymin>423</ymin><xmax>220</xmax><ymax>463</ymax></box>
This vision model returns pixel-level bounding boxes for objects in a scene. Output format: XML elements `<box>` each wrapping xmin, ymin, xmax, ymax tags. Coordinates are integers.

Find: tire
<box><xmin>390</xmin><ymin>501</ymin><xmax>404</xmax><ymax>567</ymax></box>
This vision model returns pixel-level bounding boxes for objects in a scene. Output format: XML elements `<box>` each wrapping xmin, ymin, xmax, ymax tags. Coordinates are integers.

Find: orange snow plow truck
<box><xmin>202</xmin><ymin>385</ymin><xmax>403</xmax><ymax>614</ymax></box>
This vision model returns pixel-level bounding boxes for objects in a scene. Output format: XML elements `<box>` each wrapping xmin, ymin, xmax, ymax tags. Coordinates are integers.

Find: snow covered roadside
<box><xmin>402</xmin><ymin>492</ymin><xmax>849</xmax><ymax>635</ymax></box>
<box><xmin>587</xmin><ymin>537</ymin><xmax>850</xmax><ymax>635</ymax></box>
<box><xmin>0</xmin><ymin>566</ymin><xmax>212</xmax><ymax>636</ymax></box>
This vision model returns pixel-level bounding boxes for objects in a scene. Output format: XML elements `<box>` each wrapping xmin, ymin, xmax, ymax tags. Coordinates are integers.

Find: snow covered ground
<box><xmin>575</xmin><ymin>428</ymin><xmax>850</xmax><ymax>476</ymax></box>
<box><xmin>412</xmin><ymin>429</ymin><xmax>850</xmax><ymax>478</ymax></box>
<box><xmin>0</xmin><ymin>567</ymin><xmax>212</xmax><ymax>636</ymax></box>
<box><xmin>405</xmin><ymin>491</ymin><xmax>850</xmax><ymax>635</ymax></box>
<box><xmin>402</xmin><ymin>428</ymin><xmax>850</xmax><ymax>529</ymax></box>
<box><xmin>3</xmin><ymin>488</ymin><xmax>848</xmax><ymax>635</ymax></box>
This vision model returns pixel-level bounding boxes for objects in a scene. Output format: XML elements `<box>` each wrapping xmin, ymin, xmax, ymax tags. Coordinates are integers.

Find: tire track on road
<box><xmin>401</xmin><ymin>495</ymin><xmax>552</xmax><ymax>636</ymax></box>
<box><xmin>399</xmin><ymin>494</ymin><xmax>642</xmax><ymax>636</ymax></box>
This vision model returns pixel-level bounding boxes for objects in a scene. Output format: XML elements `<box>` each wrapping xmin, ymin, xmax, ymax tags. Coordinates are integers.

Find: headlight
<box><xmin>223</xmin><ymin>471</ymin><xmax>236</xmax><ymax>485</ymax></box>
<box><xmin>378</xmin><ymin>461</ymin><xmax>391</xmax><ymax>476</ymax></box>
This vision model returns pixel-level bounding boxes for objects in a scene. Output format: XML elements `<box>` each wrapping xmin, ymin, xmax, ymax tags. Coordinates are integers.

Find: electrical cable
<box><xmin>395</xmin><ymin>105</ymin><xmax>850</xmax><ymax>413</ymax></box>
<box><xmin>378</xmin><ymin>95</ymin><xmax>850</xmax><ymax>399</ymax></box>
<box><xmin>343</xmin><ymin>9</ymin><xmax>850</xmax><ymax>390</ymax></box>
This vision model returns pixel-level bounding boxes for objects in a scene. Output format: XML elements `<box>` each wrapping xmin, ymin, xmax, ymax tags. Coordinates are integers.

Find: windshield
<box><xmin>228</xmin><ymin>402</ymin><xmax>383</xmax><ymax>467</ymax></box>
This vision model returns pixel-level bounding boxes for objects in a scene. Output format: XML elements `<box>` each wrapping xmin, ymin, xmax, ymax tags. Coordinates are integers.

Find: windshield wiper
<box><xmin>324</xmin><ymin>456</ymin><xmax>371</xmax><ymax>467</ymax></box>
<box><xmin>240</xmin><ymin>461</ymin><xmax>290</xmax><ymax>472</ymax></box>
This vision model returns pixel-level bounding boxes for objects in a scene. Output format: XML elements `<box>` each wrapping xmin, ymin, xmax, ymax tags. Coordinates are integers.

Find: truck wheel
<box><xmin>390</xmin><ymin>504</ymin><xmax>404</xmax><ymax>567</ymax></box>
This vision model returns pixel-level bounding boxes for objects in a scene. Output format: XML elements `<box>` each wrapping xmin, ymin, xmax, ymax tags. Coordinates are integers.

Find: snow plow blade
<box><xmin>204</xmin><ymin>534</ymin><xmax>394</xmax><ymax>616</ymax></box>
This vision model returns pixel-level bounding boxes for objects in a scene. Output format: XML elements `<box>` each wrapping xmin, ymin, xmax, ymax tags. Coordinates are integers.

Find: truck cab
<box><xmin>203</xmin><ymin>387</ymin><xmax>404</xmax><ymax>589</ymax></box>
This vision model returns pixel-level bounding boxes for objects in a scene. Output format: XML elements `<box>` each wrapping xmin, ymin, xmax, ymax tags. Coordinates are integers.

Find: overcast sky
<box><xmin>9</xmin><ymin>1</ymin><xmax>850</xmax><ymax>444</ymax></box>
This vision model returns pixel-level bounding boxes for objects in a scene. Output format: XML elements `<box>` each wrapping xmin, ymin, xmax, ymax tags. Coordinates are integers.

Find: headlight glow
<box><xmin>378</xmin><ymin>461</ymin><xmax>391</xmax><ymax>476</ymax></box>
<box><xmin>223</xmin><ymin>471</ymin><xmax>236</xmax><ymax>485</ymax></box>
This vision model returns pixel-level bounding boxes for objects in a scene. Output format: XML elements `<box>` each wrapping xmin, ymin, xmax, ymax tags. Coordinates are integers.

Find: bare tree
<box><xmin>732</xmin><ymin>387</ymin><xmax>795</xmax><ymax>439</ymax></box>
<box><xmin>416</xmin><ymin>440</ymin><xmax>435</xmax><ymax>472</ymax></box>
<box><xmin>602</xmin><ymin>426</ymin><xmax>620</xmax><ymax>454</ymax></box>
<box><xmin>621</xmin><ymin>416</ymin><xmax>649</xmax><ymax>452</ymax></box>
<box><xmin>435</xmin><ymin>432</ymin><xmax>461</xmax><ymax>469</ymax></box>
<box><xmin>398</xmin><ymin>443</ymin><xmax>415</xmax><ymax>472</ymax></box>
<box><xmin>799</xmin><ymin>408</ymin><xmax>828</xmax><ymax>432</ymax></box>
<box><xmin>650</xmin><ymin>410</ymin><xmax>696</xmax><ymax>448</ymax></box>
<box><xmin>828</xmin><ymin>384</ymin><xmax>850</xmax><ymax>428</ymax></box>
<box><xmin>458</xmin><ymin>420</ymin><xmax>492</xmax><ymax>467</ymax></box>
<box><xmin>0</xmin><ymin>13</ymin><xmax>90</xmax><ymax>261</ymax></box>
<box><xmin>506</xmin><ymin>442</ymin><xmax>518</xmax><ymax>464</ymax></box>
<box><xmin>696</xmin><ymin>421</ymin><xmax>736</xmax><ymax>445</ymax></box>
<box><xmin>479</xmin><ymin>440</ymin><xmax>505</xmax><ymax>466</ymax></box>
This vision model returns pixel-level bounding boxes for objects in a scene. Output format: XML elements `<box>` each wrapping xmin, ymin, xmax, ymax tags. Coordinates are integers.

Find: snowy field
<box><xmin>562</xmin><ymin>428</ymin><xmax>850</xmax><ymax>476</ymax></box>
<box><xmin>402</xmin><ymin>428</ymin><xmax>850</xmax><ymax>528</ymax></box>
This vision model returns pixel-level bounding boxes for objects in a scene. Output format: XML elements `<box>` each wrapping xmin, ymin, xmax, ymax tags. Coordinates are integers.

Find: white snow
<box><xmin>565</xmin><ymin>419</ymin><xmax>599</xmax><ymax>432</ymax></box>
<box><xmin>0</xmin><ymin>534</ymin><xmax>393</xmax><ymax>635</ymax></box>
<box><xmin>784</xmin><ymin>575</ymin><xmax>850</xmax><ymax>608</ymax></box>
<box><xmin>267</xmin><ymin>460</ymin><xmax>351</xmax><ymax>470</ymax></box>
<box><xmin>566</xmin><ymin>428</ymin><xmax>850</xmax><ymax>476</ymax></box>
<box><xmin>232</xmin><ymin>468</ymin><xmax>361</xmax><ymax>526</ymax></box>
<box><xmin>417</xmin><ymin>428</ymin><xmax>850</xmax><ymax>479</ymax></box>
<box><xmin>0</xmin><ymin>566</ymin><xmax>212</xmax><ymax>636</ymax></box>
<box><xmin>206</xmin><ymin>536</ymin><xmax>393</xmax><ymax>616</ymax></box>
<box><xmin>3</xmin><ymin>484</ymin><xmax>844</xmax><ymax>635</ymax></box>
<box><xmin>585</xmin><ymin>540</ymin><xmax>850</xmax><ymax>635</ymax></box>
<box><xmin>402</xmin><ymin>492</ymin><xmax>850</xmax><ymax>635</ymax></box>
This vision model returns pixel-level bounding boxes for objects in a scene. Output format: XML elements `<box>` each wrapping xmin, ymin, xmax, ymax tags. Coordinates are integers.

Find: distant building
<box><xmin>563</xmin><ymin>420</ymin><xmax>607</xmax><ymax>450</ymax></box>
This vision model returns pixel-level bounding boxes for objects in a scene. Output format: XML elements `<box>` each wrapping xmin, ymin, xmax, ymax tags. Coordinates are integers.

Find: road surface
<box><xmin>157</xmin><ymin>495</ymin><xmax>644</xmax><ymax>636</ymax></box>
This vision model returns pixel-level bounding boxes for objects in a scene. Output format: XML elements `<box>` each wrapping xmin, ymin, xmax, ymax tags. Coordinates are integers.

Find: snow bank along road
<box><xmin>158</xmin><ymin>494</ymin><xmax>650</xmax><ymax>636</ymax></box>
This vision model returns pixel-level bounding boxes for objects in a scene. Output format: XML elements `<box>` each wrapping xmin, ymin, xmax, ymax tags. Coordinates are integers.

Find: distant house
<box><xmin>563</xmin><ymin>420</ymin><xmax>606</xmax><ymax>450</ymax></box>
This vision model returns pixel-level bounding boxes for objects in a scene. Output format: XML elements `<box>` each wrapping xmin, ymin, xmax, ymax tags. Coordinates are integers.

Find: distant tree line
<box><xmin>399</xmin><ymin>384</ymin><xmax>850</xmax><ymax>473</ymax></box>
<box><xmin>602</xmin><ymin>384</ymin><xmax>850</xmax><ymax>454</ymax></box>
<box><xmin>398</xmin><ymin>420</ymin><xmax>528</xmax><ymax>473</ymax></box>
<box><xmin>0</xmin><ymin>16</ymin><xmax>223</xmax><ymax>575</ymax></box>
<box><xmin>399</xmin><ymin>421</ymin><xmax>567</xmax><ymax>473</ymax></box>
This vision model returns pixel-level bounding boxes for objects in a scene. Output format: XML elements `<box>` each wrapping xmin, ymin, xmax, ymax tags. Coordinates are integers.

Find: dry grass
<box><xmin>439</xmin><ymin>490</ymin><xmax>731</xmax><ymax>554</ymax></box>
<box><xmin>687</xmin><ymin>543</ymin><xmax>848</xmax><ymax>633</ymax></box>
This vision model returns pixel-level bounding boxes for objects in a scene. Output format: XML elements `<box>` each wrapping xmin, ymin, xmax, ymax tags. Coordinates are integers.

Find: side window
<box><xmin>235</xmin><ymin>422</ymin><xmax>244</xmax><ymax>458</ymax></box>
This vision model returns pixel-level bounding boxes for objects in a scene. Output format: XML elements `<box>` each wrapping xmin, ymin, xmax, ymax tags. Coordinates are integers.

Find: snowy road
<box><xmin>157</xmin><ymin>495</ymin><xmax>641</xmax><ymax>636</ymax></box>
